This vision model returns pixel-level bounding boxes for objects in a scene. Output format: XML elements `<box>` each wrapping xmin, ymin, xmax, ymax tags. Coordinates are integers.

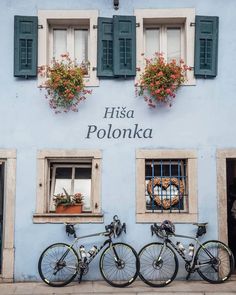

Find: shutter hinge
<box><xmin>190</xmin><ymin>22</ymin><xmax>195</xmax><ymax>27</ymax></box>
<box><xmin>92</xmin><ymin>67</ymin><xmax>97</xmax><ymax>71</ymax></box>
<box><xmin>93</xmin><ymin>25</ymin><xmax>98</xmax><ymax>29</ymax></box>
<box><xmin>136</xmin><ymin>23</ymin><xmax>140</xmax><ymax>28</ymax></box>
<box><xmin>38</xmin><ymin>25</ymin><xmax>43</xmax><ymax>29</ymax></box>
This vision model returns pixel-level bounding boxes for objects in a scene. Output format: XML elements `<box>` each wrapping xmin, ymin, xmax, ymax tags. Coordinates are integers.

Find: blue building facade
<box><xmin>0</xmin><ymin>0</ymin><xmax>236</xmax><ymax>282</ymax></box>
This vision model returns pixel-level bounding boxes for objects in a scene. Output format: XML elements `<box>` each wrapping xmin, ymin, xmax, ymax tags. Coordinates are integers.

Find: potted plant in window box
<box><xmin>135</xmin><ymin>53</ymin><xmax>191</xmax><ymax>108</ymax></box>
<box><xmin>53</xmin><ymin>188</ymin><xmax>84</xmax><ymax>214</ymax></box>
<box><xmin>38</xmin><ymin>53</ymin><xmax>92</xmax><ymax>114</ymax></box>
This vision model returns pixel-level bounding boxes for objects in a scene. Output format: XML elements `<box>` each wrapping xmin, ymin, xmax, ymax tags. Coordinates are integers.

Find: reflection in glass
<box><xmin>53</xmin><ymin>29</ymin><xmax>67</xmax><ymax>60</ymax></box>
<box><xmin>167</xmin><ymin>28</ymin><xmax>181</xmax><ymax>62</ymax></box>
<box><xmin>145</xmin><ymin>28</ymin><xmax>160</xmax><ymax>58</ymax></box>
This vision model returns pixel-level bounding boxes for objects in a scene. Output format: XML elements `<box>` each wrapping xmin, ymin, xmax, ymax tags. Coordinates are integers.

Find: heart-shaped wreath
<box><xmin>147</xmin><ymin>177</ymin><xmax>184</xmax><ymax>209</ymax></box>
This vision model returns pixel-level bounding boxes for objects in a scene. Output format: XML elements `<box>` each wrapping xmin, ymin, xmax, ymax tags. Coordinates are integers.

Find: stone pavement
<box><xmin>0</xmin><ymin>277</ymin><xmax>236</xmax><ymax>295</ymax></box>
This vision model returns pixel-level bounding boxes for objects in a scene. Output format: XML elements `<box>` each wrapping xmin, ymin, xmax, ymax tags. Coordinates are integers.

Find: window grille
<box><xmin>145</xmin><ymin>159</ymin><xmax>188</xmax><ymax>213</ymax></box>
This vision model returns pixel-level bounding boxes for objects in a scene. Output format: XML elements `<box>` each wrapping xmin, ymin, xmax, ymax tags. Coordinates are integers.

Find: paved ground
<box><xmin>0</xmin><ymin>277</ymin><xmax>236</xmax><ymax>295</ymax></box>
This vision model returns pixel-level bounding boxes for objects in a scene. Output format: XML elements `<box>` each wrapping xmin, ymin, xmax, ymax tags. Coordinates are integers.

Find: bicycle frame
<box><xmin>159</xmin><ymin>232</ymin><xmax>217</xmax><ymax>272</ymax></box>
<box><xmin>59</xmin><ymin>230</ymin><xmax>120</xmax><ymax>269</ymax></box>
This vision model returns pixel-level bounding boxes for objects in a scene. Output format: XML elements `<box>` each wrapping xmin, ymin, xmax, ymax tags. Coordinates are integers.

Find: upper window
<box><xmin>38</xmin><ymin>10</ymin><xmax>99</xmax><ymax>86</ymax></box>
<box><xmin>145</xmin><ymin>25</ymin><xmax>184</xmax><ymax>62</ymax></box>
<box><xmin>135</xmin><ymin>8</ymin><xmax>195</xmax><ymax>85</ymax></box>
<box><xmin>136</xmin><ymin>149</ymin><xmax>198</xmax><ymax>223</ymax></box>
<box><xmin>33</xmin><ymin>150</ymin><xmax>103</xmax><ymax>223</ymax></box>
<box><xmin>50</xmin><ymin>25</ymin><xmax>88</xmax><ymax>64</ymax></box>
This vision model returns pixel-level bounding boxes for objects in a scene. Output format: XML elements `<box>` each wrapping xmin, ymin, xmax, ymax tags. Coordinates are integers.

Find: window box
<box><xmin>55</xmin><ymin>204</ymin><xmax>83</xmax><ymax>214</ymax></box>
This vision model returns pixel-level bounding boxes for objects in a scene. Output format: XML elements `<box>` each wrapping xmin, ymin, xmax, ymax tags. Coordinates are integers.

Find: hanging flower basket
<box><xmin>38</xmin><ymin>53</ymin><xmax>92</xmax><ymax>113</ymax></box>
<box><xmin>135</xmin><ymin>53</ymin><xmax>191</xmax><ymax>108</ymax></box>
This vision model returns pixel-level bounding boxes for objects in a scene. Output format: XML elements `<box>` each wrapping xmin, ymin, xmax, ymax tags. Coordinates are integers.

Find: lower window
<box><xmin>136</xmin><ymin>149</ymin><xmax>198</xmax><ymax>223</ymax></box>
<box><xmin>49</xmin><ymin>161</ymin><xmax>92</xmax><ymax>212</ymax></box>
<box><xmin>145</xmin><ymin>159</ymin><xmax>188</xmax><ymax>212</ymax></box>
<box><xmin>33</xmin><ymin>150</ymin><xmax>103</xmax><ymax>223</ymax></box>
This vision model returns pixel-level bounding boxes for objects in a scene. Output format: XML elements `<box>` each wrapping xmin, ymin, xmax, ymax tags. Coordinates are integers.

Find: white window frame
<box><xmin>136</xmin><ymin>149</ymin><xmax>198</xmax><ymax>223</ymax></box>
<box><xmin>144</xmin><ymin>24</ymin><xmax>185</xmax><ymax>62</ymax></box>
<box><xmin>49</xmin><ymin>25</ymin><xmax>89</xmax><ymax>64</ymax></box>
<box><xmin>135</xmin><ymin>8</ymin><xmax>196</xmax><ymax>85</ymax></box>
<box><xmin>33</xmin><ymin>149</ymin><xmax>103</xmax><ymax>223</ymax></box>
<box><xmin>49</xmin><ymin>162</ymin><xmax>93</xmax><ymax>212</ymax></box>
<box><xmin>38</xmin><ymin>10</ymin><xmax>99</xmax><ymax>87</ymax></box>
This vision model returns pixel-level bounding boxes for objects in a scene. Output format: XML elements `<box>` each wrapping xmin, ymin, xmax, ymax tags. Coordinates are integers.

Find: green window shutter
<box><xmin>113</xmin><ymin>15</ymin><xmax>136</xmax><ymax>77</ymax></box>
<box><xmin>14</xmin><ymin>15</ymin><xmax>38</xmax><ymax>78</ymax></box>
<box><xmin>97</xmin><ymin>17</ymin><xmax>114</xmax><ymax>77</ymax></box>
<box><xmin>194</xmin><ymin>16</ymin><xmax>219</xmax><ymax>78</ymax></box>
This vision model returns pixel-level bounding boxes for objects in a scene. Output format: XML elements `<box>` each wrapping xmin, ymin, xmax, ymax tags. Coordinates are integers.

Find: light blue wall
<box><xmin>1</xmin><ymin>0</ymin><xmax>236</xmax><ymax>281</ymax></box>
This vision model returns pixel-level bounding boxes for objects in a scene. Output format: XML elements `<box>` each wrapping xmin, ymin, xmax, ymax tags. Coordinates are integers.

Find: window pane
<box><xmin>167</xmin><ymin>28</ymin><xmax>181</xmax><ymax>62</ymax></box>
<box><xmin>54</xmin><ymin>167</ymin><xmax>72</xmax><ymax>195</ymax></box>
<box><xmin>145</xmin><ymin>28</ymin><xmax>160</xmax><ymax>58</ymax></box>
<box><xmin>74</xmin><ymin>167</ymin><xmax>91</xmax><ymax>211</ymax></box>
<box><xmin>74</xmin><ymin>29</ymin><xmax>88</xmax><ymax>64</ymax></box>
<box><xmin>53</xmin><ymin>29</ymin><xmax>67</xmax><ymax>60</ymax></box>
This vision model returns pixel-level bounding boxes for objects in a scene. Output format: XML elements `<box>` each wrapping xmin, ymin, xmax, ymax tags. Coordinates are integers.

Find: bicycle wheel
<box><xmin>138</xmin><ymin>242</ymin><xmax>178</xmax><ymax>287</ymax></box>
<box><xmin>38</xmin><ymin>243</ymin><xmax>79</xmax><ymax>287</ymax></box>
<box><xmin>99</xmin><ymin>242</ymin><xmax>140</xmax><ymax>287</ymax></box>
<box><xmin>196</xmin><ymin>240</ymin><xmax>234</xmax><ymax>283</ymax></box>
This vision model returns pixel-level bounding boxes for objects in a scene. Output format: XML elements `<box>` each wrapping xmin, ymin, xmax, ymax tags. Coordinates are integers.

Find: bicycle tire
<box><xmin>195</xmin><ymin>240</ymin><xmax>234</xmax><ymax>284</ymax></box>
<box><xmin>138</xmin><ymin>242</ymin><xmax>178</xmax><ymax>287</ymax></box>
<box><xmin>38</xmin><ymin>243</ymin><xmax>79</xmax><ymax>287</ymax></box>
<box><xmin>99</xmin><ymin>242</ymin><xmax>140</xmax><ymax>287</ymax></box>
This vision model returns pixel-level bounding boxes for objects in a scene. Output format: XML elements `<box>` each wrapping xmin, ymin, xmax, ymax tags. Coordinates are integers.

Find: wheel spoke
<box><xmin>139</xmin><ymin>243</ymin><xmax>178</xmax><ymax>287</ymax></box>
<box><xmin>196</xmin><ymin>241</ymin><xmax>233</xmax><ymax>283</ymax></box>
<box><xmin>100</xmin><ymin>243</ymin><xmax>139</xmax><ymax>287</ymax></box>
<box><xmin>38</xmin><ymin>243</ymin><xmax>78</xmax><ymax>287</ymax></box>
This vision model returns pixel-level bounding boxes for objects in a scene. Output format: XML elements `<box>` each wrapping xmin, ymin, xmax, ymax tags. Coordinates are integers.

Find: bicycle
<box><xmin>38</xmin><ymin>215</ymin><xmax>140</xmax><ymax>288</ymax></box>
<box><xmin>138</xmin><ymin>220</ymin><xmax>235</xmax><ymax>287</ymax></box>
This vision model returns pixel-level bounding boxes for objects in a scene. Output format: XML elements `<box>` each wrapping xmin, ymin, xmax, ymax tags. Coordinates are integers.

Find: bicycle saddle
<box><xmin>192</xmin><ymin>222</ymin><xmax>208</xmax><ymax>226</ymax></box>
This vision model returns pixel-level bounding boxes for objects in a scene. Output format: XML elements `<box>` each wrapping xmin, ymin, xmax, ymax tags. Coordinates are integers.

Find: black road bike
<box><xmin>138</xmin><ymin>220</ymin><xmax>235</xmax><ymax>287</ymax></box>
<box><xmin>38</xmin><ymin>216</ymin><xmax>140</xmax><ymax>287</ymax></box>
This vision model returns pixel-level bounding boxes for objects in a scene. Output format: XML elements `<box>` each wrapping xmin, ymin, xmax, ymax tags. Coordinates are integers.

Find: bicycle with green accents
<box><xmin>138</xmin><ymin>220</ymin><xmax>235</xmax><ymax>287</ymax></box>
<box><xmin>38</xmin><ymin>215</ymin><xmax>140</xmax><ymax>287</ymax></box>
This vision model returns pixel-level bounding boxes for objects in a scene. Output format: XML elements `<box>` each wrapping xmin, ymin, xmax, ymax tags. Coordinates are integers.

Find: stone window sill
<box><xmin>33</xmin><ymin>213</ymin><xmax>104</xmax><ymax>224</ymax></box>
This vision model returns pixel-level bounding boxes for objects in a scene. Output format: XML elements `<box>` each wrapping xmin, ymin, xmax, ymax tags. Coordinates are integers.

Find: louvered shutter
<box><xmin>194</xmin><ymin>16</ymin><xmax>219</xmax><ymax>78</ymax></box>
<box><xmin>14</xmin><ymin>15</ymin><xmax>38</xmax><ymax>78</ymax></box>
<box><xmin>113</xmin><ymin>15</ymin><xmax>136</xmax><ymax>77</ymax></box>
<box><xmin>97</xmin><ymin>17</ymin><xmax>114</xmax><ymax>77</ymax></box>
